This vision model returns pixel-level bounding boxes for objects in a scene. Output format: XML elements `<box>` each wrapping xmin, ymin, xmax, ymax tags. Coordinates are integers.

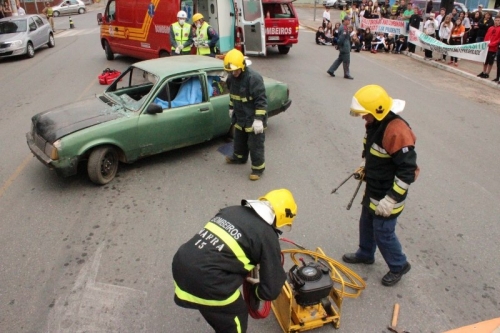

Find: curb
<box><xmin>300</xmin><ymin>22</ymin><xmax>499</xmax><ymax>89</ymax></box>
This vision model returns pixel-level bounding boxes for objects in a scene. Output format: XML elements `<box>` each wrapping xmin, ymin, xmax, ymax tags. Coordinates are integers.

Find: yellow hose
<box><xmin>281</xmin><ymin>248</ymin><xmax>366</xmax><ymax>299</ymax></box>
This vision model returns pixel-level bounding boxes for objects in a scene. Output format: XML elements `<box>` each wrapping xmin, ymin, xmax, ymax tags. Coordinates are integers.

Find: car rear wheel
<box><xmin>278</xmin><ymin>45</ymin><xmax>290</xmax><ymax>54</ymax></box>
<box><xmin>26</xmin><ymin>42</ymin><xmax>35</xmax><ymax>58</ymax></box>
<box><xmin>78</xmin><ymin>8</ymin><xmax>85</xmax><ymax>14</ymax></box>
<box><xmin>159</xmin><ymin>50</ymin><xmax>170</xmax><ymax>57</ymax></box>
<box><xmin>48</xmin><ymin>33</ymin><xmax>55</xmax><ymax>48</ymax></box>
<box><xmin>104</xmin><ymin>40</ymin><xmax>114</xmax><ymax>60</ymax></box>
<box><xmin>53</xmin><ymin>11</ymin><xmax>60</xmax><ymax>17</ymax></box>
<box><xmin>87</xmin><ymin>146</ymin><xmax>119</xmax><ymax>185</ymax></box>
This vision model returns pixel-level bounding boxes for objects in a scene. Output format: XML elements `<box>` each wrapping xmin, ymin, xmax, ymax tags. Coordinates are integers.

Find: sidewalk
<box><xmin>295</xmin><ymin>5</ymin><xmax>499</xmax><ymax>89</ymax></box>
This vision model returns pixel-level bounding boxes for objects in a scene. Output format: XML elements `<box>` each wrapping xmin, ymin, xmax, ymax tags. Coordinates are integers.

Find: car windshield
<box><xmin>0</xmin><ymin>20</ymin><xmax>27</xmax><ymax>34</ymax></box>
<box><xmin>104</xmin><ymin>67</ymin><xmax>158</xmax><ymax>112</ymax></box>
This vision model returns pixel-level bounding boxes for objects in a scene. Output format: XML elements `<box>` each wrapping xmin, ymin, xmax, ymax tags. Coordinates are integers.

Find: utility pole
<box><xmin>439</xmin><ymin>0</ymin><xmax>454</xmax><ymax>14</ymax></box>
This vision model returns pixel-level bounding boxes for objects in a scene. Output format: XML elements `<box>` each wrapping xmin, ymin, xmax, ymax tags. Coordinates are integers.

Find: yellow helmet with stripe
<box><xmin>224</xmin><ymin>49</ymin><xmax>246</xmax><ymax>72</ymax></box>
<box><xmin>350</xmin><ymin>85</ymin><xmax>405</xmax><ymax>121</ymax></box>
<box><xmin>259</xmin><ymin>189</ymin><xmax>297</xmax><ymax>229</ymax></box>
<box><xmin>192</xmin><ymin>13</ymin><xmax>204</xmax><ymax>22</ymax></box>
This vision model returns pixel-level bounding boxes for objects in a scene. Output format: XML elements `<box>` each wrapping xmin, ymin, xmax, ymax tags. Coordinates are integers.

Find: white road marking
<box><xmin>47</xmin><ymin>243</ymin><xmax>148</xmax><ymax>332</ymax></box>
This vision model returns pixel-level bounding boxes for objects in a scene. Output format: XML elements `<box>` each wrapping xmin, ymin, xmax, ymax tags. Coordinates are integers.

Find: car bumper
<box><xmin>26</xmin><ymin>132</ymin><xmax>79</xmax><ymax>178</ymax></box>
<box><xmin>268</xmin><ymin>99</ymin><xmax>292</xmax><ymax>117</ymax></box>
<box><xmin>0</xmin><ymin>46</ymin><xmax>26</xmax><ymax>58</ymax></box>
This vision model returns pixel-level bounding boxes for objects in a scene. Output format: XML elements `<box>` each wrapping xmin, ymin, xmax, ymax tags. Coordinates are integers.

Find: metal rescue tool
<box><xmin>388</xmin><ymin>303</ymin><xmax>410</xmax><ymax>333</ymax></box>
<box><xmin>331</xmin><ymin>167</ymin><xmax>365</xmax><ymax>210</ymax></box>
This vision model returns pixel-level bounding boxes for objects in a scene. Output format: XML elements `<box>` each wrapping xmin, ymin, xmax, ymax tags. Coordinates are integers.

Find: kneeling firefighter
<box><xmin>172</xmin><ymin>189</ymin><xmax>298</xmax><ymax>333</ymax></box>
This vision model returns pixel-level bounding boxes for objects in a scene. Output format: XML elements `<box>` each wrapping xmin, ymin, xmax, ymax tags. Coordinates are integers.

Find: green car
<box><xmin>26</xmin><ymin>56</ymin><xmax>292</xmax><ymax>185</ymax></box>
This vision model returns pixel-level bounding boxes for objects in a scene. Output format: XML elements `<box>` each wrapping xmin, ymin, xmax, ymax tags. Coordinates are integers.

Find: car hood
<box><xmin>32</xmin><ymin>96</ymin><xmax>129</xmax><ymax>143</ymax></box>
<box><xmin>0</xmin><ymin>32</ymin><xmax>25</xmax><ymax>43</ymax></box>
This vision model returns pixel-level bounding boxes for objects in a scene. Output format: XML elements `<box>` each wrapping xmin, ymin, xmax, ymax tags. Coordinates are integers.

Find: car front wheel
<box><xmin>104</xmin><ymin>40</ymin><xmax>114</xmax><ymax>60</ymax></box>
<box><xmin>26</xmin><ymin>42</ymin><xmax>35</xmax><ymax>58</ymax></box>
<box><xmin>78</xmin><ymin>8</ymin><xmax>85</xmax><ymax>14</ymax></box>
<box><xmin>48</xmin><ymin>33</ymin><xmax>55</xmax><ymax>48</ymax></box>
<box><xmin>53</xmin><ymin>11</ymin><xmax>60</xmax><ymax>17</ymax></box>
<box><xmin>87</xmin><ymin>146</ymin><xmax>119</xmax><ymax>185</ymax></box>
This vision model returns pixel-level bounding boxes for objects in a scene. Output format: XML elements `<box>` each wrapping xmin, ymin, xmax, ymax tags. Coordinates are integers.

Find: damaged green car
<box><xmin>26</xmin><ymin>56</ymin><xmax>291</xmax><ymax>185</ymax></box>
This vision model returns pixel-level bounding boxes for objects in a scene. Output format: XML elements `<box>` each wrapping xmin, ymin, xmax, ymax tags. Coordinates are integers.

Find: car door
<box><xmin>137</xmin><ymin>73</ymin><xmax>214</xmax><ymax>156</ymax></box>
<box><xmin>69</xmin><ymin>0</ymin><xmax>79</xmax><ymax>14</ymax></box>
<box><xmin>27</xmin><ymin>17</ymin><xmax>43</xmax><ymax>49</ymax></box>
<box><xmin>239</xmin><ymin>0</ymin><xmax>266</xmax><ymax>55</ymax></box>
<box><xmin>33</xmin><ymin>16</ymin><xmax>48</xmax><ymax>46</ymax></box>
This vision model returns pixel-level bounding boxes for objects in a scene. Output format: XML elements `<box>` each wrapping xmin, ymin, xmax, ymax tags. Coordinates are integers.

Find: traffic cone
<box><xmin>69</xmin><ymin>16</ymin><xmax>75</xmax><ymax>29</ymax></box>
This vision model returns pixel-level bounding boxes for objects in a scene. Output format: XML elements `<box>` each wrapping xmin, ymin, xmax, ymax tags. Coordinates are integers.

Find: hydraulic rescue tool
<box><xmin>266</xmin><ymin>238</ymin><xmax>366</xmax><ymax>332</ymax></box>
<box><xmin>388</xmin><ymin>303</ymin><xmax>410</xmax><ymax>333</ymax></box>
<box><xmin>331</xmin><ymin>166</ymin><xmax>365</xmax><ymax>210</ymax></box>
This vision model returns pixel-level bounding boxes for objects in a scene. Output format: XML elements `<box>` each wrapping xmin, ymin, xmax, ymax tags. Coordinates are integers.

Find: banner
<box><xmin>408</xmin><ymin>27</ymin><xmax>489</xmax><ymax>63</ymax></box>
<box><xmin>360</xmin><ymin>18</ymin><xmax>406</xmax><ymax>36</ymax></box>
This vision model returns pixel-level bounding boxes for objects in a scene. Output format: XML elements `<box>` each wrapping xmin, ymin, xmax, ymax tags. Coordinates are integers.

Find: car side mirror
<box><xmin>146</xmin><ymin>103</ymin><xmax>163</xmax><ymax>114</ymax></box>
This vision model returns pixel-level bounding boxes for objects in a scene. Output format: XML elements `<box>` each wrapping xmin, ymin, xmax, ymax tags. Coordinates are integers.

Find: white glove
<box><xmin>375</xmin><ymin>195</ymin><xmax>397</xmax><ymax>217</ymax></box>
<box><xmin>229</xmin><ymin>107</ymin><xmax>234</xmax><ymax>118</ymax></box>
<box><xmin>252</xmin><ymin>119</ymin><xmax>264</xmax><ymax>134</ymax></box>
<box><xmin>200</xmin><ymin>41</ymin><xmax>209</xmax><ymax>47</ymax></box>
<box><xmin>174</xmin><ymin>46</ymin><xmax>181</xmax><ymax>54</ymax></box>
<box><xmin>360</xmin><ymin>158</ymin><xmax>365</xmax><ymax>168</ymax></box>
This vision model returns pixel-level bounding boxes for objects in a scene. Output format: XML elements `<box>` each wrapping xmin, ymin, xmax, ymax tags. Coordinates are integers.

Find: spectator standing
<box><xmin>359</xmin><ymin>4</ymin><xmax>366</xmax><ymax>20</ymax></box>
<box><xmin>449</xmin><ymin>18</ymin><xmax>464</xmax><ymax>66</ymax></box>
<box><xmin>17</xmin><ymin>3</ymin><xmax>25</xmax><ymax>15</ymax></box>
<box><xmin>364</xmin><ymin>1</ymin><xmax>373</xmax><ymax>19</ymax></box>
<box><xmin>476</xmin><ymin>4</ymin><xmax>484</xmax><ymax>20</ymax></box>
<box><xmin>438</xmin><ymin>14</ymin><xmax>453</xmax><ymax>61</ymax></box>
<box><xmin>469</xmin><ymin>11</ymin><xmax>481</xmax><ymax>43</ymax></box>
<box><xmin>425</xmin><ymin>0</ymin><xmax>433</xmax><ymax>18</ymax></box>
<box><xmin>323</xmin><ymin>6</ymin><xmax>331</xmax><ymax>29</ymax></box>
<box><xmin>3</xmin><ymin>0</ymin><xmax>12</xmax><ymax>16</ymax></box>
<box><xmin>396</xmin><ymin>0</ymin><xmax>406</xmax><ymax>18</ymax></box>
<box><xmin>450</xmin><ymin>8</ymin><xmax>458</xmax><ymax>23</ymax></box>
<box><xmin>478</xmin><ymin>15</ymin><xmax>500</xmax><ymax>80</ymax></box>
<box><xmin>340</xmin><ymin>6</ymin><xmax>348</xmax><ymax>21</ymax></box>
<box><xmin>476</xmin><ymin>12</ymin><xmax>494</xmax><ymax>43</ymax></box>
<box><xmin>343</xmin><ymin>84</ymin><xmax>419</xmax><ymax>287</ymax></box>
<box><xmin>407</xmin><ymin>6</ymin><xmax>422</xmax><ymax>53</ymax></box>
<box><xmin>402</xmin><ymin>2</ymin><xmax>414</xmax><ymax>33</ymax></box>
<box><xmin>327</xmin><ymin>16</ymin><xmax>354</xmax><ymax>79</ymax></box>
<box><xmin>423</xmin><ymin>13</ymin><xmax>438</xmax><ymax>59</ymax></box>
<box><xmin>391</xmin><ymin>0</ymin><xmax>400</xmax><ymax>19</ymax></box>
<box><xmin>459</xmin><ymin>12</ymin><xmax>470</xmax><ymax>43</ymax></box>
<box><xmin>372</xmin><ymin>2</ymin><xmax>381</xmax><ymax>18</ymax></box>
<box><xmin>436</xmin><ymin>8</ymin><xmax>446</xmax><ymax>33</ymax></box>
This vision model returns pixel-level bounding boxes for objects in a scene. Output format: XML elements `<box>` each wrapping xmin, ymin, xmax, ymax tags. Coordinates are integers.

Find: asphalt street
<box><xmin>0</xmin><ymin>7</ymin><xmax>499</xmax><ymax>333</ymax></box>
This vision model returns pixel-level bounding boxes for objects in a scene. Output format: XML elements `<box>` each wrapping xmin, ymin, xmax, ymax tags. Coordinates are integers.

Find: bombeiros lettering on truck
<box><xmin>98</xmin><ymin>0</ymin><xmax>298</xmax><ymax>60</ymax></box>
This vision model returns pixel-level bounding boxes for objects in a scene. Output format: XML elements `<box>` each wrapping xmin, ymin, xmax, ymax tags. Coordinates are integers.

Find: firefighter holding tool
<box><xmin>171</xmin><ymin>189</ymin><xmax>297</xmax><ymax>333</ymax></box>
<box><xmin>342</xmin><ymin>85</ymin><xmax>420</xmax><ymax>287</ymax></box>
<box><xmin>170</xmin><ymin>10</ymin><xmax>193</xmax><ymax>55</ymax></box>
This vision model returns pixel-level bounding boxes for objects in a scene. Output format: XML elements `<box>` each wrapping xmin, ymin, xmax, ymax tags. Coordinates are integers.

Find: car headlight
<box><xmin>45</xmin><ymin>140</ymin><xmax>61</xmax><ymax>160</ymax></box>
<box><xmin>8</xmin><ymin>40</ymin><xmax>23</xmax><ymax>48</ymax></box>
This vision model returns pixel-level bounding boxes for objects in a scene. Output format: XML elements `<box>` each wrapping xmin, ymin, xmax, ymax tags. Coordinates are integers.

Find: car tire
<box><xmin>159</xmin><ymin>50</ymin><xmax>170</xmax><ymax>57</ymax></box>
<box><xmin>53</xmin><ymin>11</ymin><xmax>60</xmax><ymax>17</ymax></box>
<box><xmin>26</xmin><ymin>42</ymin><xmax>35</xmax><ymax>58</ymax></box>
<box><xmin>48</xmin><ymin>33</ymin><xmax>55</xmax><ymax>48</ymax></box>
<box><xmin>87</xmin><ymin>146</ymin><xmax>119</xmax><ymax>185</ymax></box>
<box><xmin>78</xmin><ymin>8</ymin><xmax>85</xmax><ymax>14</ymax></box>
<box><xmin>104</xmin><ymin>40</ymin><xmax>114</xmax><ymax>60</ymax></box>
<box><xmin>278</xmin><ymin>45</ymin><xmax>290</xmax><ymax>54</ymax></box>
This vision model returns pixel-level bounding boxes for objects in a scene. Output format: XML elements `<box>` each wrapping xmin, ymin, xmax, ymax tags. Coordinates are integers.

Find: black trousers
<box><xmin>232</xmin><ymin>127</ymin><xmax>265</xmax><ymax>173</ymax></box>
<box><xmin>424</xmin><ymin>34</ymin><xmax>435</xmax><ymax>58</ymax></box>
<box><xmin>198</xmin><ymin>295</ymin><xmax>249</xmax><ymax>333</ymax></box>
<box><xmin>328</xmin><ymin>52</ymin><xmax>351</xmax><ymax>76</ymax></box>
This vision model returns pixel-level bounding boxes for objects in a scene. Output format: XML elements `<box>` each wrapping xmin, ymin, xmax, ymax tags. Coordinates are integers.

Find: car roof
<box><xmin>0</xmin><ymin>14</ymin><xmax>43</xmax><ymax>22</ymax></box>
<box><xmin>133</xmin><ymin>56</ymin><xmax>225</xmax><ymax>77</ymax></box>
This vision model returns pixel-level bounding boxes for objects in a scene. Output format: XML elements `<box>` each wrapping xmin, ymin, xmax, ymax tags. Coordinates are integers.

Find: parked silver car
<box><xmin>51</xmin><ymin>0</ymin><xmax>86</xmax><ymax>17</ymax></box>
<box><xmin>0</xmin><ymin>15</ymin><xmax>55</xmax><ymax>59</ymax></box>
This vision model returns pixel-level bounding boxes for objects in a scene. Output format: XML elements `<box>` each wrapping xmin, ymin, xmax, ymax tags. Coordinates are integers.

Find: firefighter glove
<box><xmin>375</xmin><ymin>195</ymin><xmax>397</xmax><ymax>217</ymax></box>
<box><xmin>175</xmin><ymin>46</ymin><xmax>181</xmax><ymax>54</ymax></box>
<box><xmin>252</xmin><ymin>119</ymin><xmax>264</xmax><ymax>134</ymax></box>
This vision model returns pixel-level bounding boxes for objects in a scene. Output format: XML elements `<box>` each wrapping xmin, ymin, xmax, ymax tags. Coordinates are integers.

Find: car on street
<box><xmin>26</xmin><ymin>56</ymin><xmax>292</xmax><ymax>185</ymax></box>
<box><xmin>51</xmin><ymin>0</ymin><xmax>86</xmax><ymax>17</ymax></box>
<box><xmin>0</xmin><ymin>15</ymin><xmax>55</xmax><ymax>59</ymax></box>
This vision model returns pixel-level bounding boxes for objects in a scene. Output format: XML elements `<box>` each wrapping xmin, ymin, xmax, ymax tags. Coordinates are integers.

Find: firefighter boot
<box><xmin>249</xmin><ymin>171</ymin><xmax>263</xmax><ymax>181</ymax></box>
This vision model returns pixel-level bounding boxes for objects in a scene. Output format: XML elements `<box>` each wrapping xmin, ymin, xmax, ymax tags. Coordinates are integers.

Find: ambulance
<box><xmin>99</xmin><ymin>0</ymin><xmax>299</xmax><ymax>59</ymax></box>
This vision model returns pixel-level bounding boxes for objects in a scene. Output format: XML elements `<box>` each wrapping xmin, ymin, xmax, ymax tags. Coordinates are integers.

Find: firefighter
<box><xmin>192</xmin><ymin>13</ymin><xmax>219</xmax><ymax>57</ymax></box>
<box><xmin>170</xmin><ymin>10</ymin><xmax>193</xmax><ymax>55</ymax></box>
<box><xmin>172</xmin><ymin>189</ymin><xmax>297</xmax><ymax>333</ymax></box>
<box><xmin>223</xmin><ymin>49</ymin><xmax>267</xmax><ymax>181</ymax></box>
<box><xmin>342</xmin><ymin>85</ymin><xmax>419</xmax><ymax>287</ymax></box>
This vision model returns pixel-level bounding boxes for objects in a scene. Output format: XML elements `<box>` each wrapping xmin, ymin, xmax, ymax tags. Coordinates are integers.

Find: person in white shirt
<box><xmin>423</xmin><ymin>13</ymin><xmax>438</xmax><ymax>59</ymax></box>
<box><xmin>323</xmin><ymin>6</ymin><xmax>331</xmax><ymax>29</ymax></box>
<box><xmin>17</xmin><ymin>5</ymin><xmax>26</xmax><ymax>15</ymax></box>
<box><xmin>435</xmin><ymin>8</ymin><xmax>445</xmax><ymax>37</ymax></box>
<box><xmin>458</xmin><ymin>11</ymin><xmax>470</xmax><ymax>44</ymax></box>
<box><xmin>370</xmin><ymin>32</ymin><xmax>385</xmax><ymax>53</ymax></box>
<box><xmin>438</xmin><ymin>14</ymin><xmax>453</xmax><ymax>61</ymax></box>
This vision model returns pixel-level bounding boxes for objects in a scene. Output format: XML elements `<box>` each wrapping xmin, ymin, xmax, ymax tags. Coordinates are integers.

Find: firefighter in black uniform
<box><xmin>172</xmin><ymin>189</ymin><xmax>298</xmax><ymax>333</ymax></box>
<box><xmin>223</xmin><ymin>49</ymin><xmax>267</xmax><ymax>181</ymax></box>
<box><xmin>342</xmin><ymin>85</ymin><xmax>420</xmax><ymax>287</ymax></box>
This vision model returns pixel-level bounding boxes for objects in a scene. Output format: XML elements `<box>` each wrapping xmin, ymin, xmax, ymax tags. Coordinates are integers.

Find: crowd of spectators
<box><xmin>316</xmin><ymin>0</ymin><xmax>500</xmax><ymax>83</ymax></box>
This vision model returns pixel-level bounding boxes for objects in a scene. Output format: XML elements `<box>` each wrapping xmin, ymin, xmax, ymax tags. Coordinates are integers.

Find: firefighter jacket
<box><xmin>172</xmin><ymin>205</ymin><xmax>286</xmax><ymax>310</ymax></box>
<box><xmin>170</xmin><ymin>22</ymin><xmax>193</xmax><ymax>52</ymax></box>
<box><xmin>361</xmin><ymin>112</ymin><xmax>420</xmax><ymax>218</ymax></box>
<box><xmin>227</xmin><ymin>67</ymin><xmax>268</xmax><ymax>132</ymax></box>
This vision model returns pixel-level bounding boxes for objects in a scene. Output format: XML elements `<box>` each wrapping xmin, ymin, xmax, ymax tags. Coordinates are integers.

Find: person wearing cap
<box><xmin>326</xmin><ymin>16</ymin><xmax>353</xmax><ymax>79</ymax></box>
<box><xmin>223</xmin><ymin>49</ymin><xmax>268</xmax><ymax>181</ymax></box>
<box><xmin>170</xmin><ymin>10</ymin><xmax>193</xmax><ymax>55</ymax></box>
<box><xmin>477</xmin><ymin>4</ymin><xmax>484</xmax><ymax>19</ymax></box>
<box><xmin>172</xmin><ymin>189</ymin><xmax>298</xmax><ymax>333</ymax></box>
<box><xmin>42</xmin><ymin>2</ymin><xmax>54</xmax><ymax>31</ymax></box>
<box><xmin>192</xmin><ymin>12</ymin><xmax>219</xmax><ymax>57</ymax></box>
<box><xmin>423</xmin><ymin>12</ymin><xmax>438</xmax><ymax>59</ymax></box>
<box><xmin>342</xmin><ymin>85</ymin><xmax>419</xmax><ymax>287</ymax></box>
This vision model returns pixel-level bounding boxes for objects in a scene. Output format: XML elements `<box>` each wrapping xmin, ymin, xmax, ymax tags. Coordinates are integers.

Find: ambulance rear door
<box><xmin>239</xmin><ymin>0</ymin><xmax>266</xmax><ymax>56</ymax></box>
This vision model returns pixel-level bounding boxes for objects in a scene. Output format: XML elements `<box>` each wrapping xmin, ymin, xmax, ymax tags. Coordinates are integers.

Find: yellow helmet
<box><xmin>259</xmin><ymin>189</ymin><xmax>297</xmax><ymax>229</ymax></box>
<box><xmin>224</xmin><ymin>49</ymin><xmax>246</xmax><ymax>72</ymax></box>
<box><xmin>350</xmin><ymin>85</ymin><xmax>405</xmax><ymax>121</ymax></box>
<box><xmin>192</xmin><ymin>13</ymin><xmax>204</xmax><ymax>22</ymax></box>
